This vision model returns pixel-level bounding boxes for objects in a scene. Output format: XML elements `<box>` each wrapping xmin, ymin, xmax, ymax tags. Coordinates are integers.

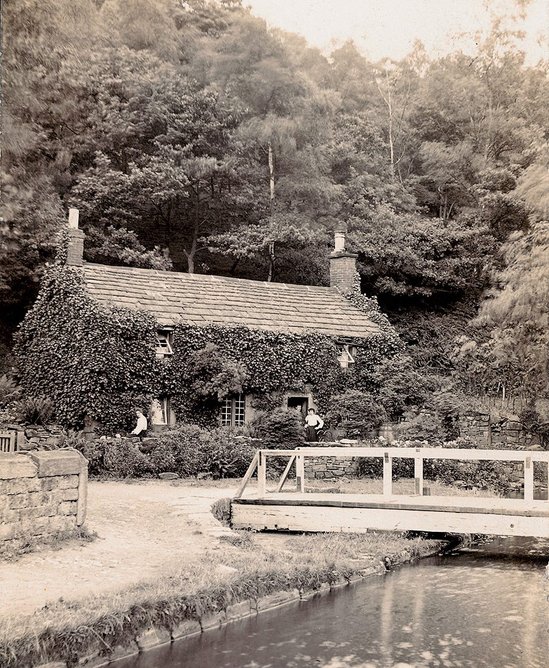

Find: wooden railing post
<box><xmin>234</xmin><ymin>452</ymin><xmax>259</xmax><ymax>499</ymax></box>
<box><xmin>524</xmin><ymin>455</ymin><xmax>534</xmax><ymax>502</ymax></box>
<box><xmin>414</xmin><ymin>449</ymin><xmax>423</xmax><ymax>496</ymax></box>
<box><xmin>257</xmin><ymin>450</ymin><xmax>266</xmax><ymax>497</ymax></box>
<box><xmin>296</xmin><ymin>451</ymin><xmax>305</xmax><ymax>493</ymax></box>
<box><xmin>383</xmin><ymin>451</ymin><xmax>392</xmax><ymax>497</ymax></box>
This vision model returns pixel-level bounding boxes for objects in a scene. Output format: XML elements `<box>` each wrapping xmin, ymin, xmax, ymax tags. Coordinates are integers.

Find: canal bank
<box><xmin>0</xmin><ymin>483</ymin><xmax>445</xmax><ymax>668</ymax></box>
<box><xmin>5</xmin><ymin>536</ymin><xmax>446</xmax><ymax>667</ymax></box>
<box><xmin>113</xmin><ymin>536</ymin><xmax>549</xmax><ymax>668</ymax></box>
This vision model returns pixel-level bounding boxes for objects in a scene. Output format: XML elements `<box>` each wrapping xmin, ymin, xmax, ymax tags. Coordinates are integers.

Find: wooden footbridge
<box><xmin>231</xmin><ymin>447</ymin><xmax>549</xmax><ymax>538</ymax></box>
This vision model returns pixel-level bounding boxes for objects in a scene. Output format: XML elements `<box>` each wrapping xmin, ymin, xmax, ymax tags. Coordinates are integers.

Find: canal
<box><xmin>114</xmin><ymin>537</ymin><xmax>548</xmax><ymax>668</ymax></box>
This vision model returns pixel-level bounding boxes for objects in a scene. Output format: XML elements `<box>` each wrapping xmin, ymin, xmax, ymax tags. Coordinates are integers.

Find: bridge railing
<box><xmin>234</xmin><ymin>446</ymin><xmax>549</xmax><ymax>503</ymax></box>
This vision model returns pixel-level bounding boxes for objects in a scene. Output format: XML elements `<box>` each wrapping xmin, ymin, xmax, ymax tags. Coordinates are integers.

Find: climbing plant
<box><xmin>15</xmin><ymin>266</ymin><xmax>404</xmax><ymax>431</ymax></box>
<box><xmin>14</xmin><ymin>266</ymin><xmax>159</xmax><ymax>430</ymax></box>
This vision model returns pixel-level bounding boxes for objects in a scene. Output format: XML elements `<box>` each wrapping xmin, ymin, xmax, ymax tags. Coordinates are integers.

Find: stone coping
<box><xmin>0</xmin><ymin>449</ymin><xmax>87</xmax><ymax>480</ymax></box>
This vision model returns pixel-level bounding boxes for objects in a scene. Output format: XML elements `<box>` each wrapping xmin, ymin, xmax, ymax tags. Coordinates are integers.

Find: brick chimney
<box><xmin>66</xmin><ymin>208</ymin><xmax>85</xmax><ymax>267</ymax></box>
<box><xmin>329</xmin><ymin>232</ymin><xmax>359</xmax><ymax>293</ymax></box>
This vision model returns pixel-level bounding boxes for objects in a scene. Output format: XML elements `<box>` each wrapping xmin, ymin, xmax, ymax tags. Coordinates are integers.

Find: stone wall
<box><xmin>0</xmin><ymin>424</ymin><xmax>67</xmax><ymax>451</ymax></box>
<box><xmin>458</xmin><ymin>414</ymin><xmax>543</xmax><ymax>449</ymax></box>
<box><xmin>0</xmin><ymin>449</ymin><xmax>88</xmax><ymax>554</ymax></box>
<box><xmin>304</xmin><ymin>443</ymin><xmax>359</xmax><ymax>480</ymax></box>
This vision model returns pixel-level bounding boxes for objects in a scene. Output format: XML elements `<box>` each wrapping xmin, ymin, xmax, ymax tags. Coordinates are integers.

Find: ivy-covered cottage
<box><xmin>16</xmin><ymin>213</ymin><xmax>401</xmax><ymax>433</ymax></box>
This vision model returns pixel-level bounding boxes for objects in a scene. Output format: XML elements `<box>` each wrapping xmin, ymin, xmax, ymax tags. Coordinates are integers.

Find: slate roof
<box><xmin>82</xmin><ymin>263</ymin><xmax>380</xmax><ymax>339</ymax></box>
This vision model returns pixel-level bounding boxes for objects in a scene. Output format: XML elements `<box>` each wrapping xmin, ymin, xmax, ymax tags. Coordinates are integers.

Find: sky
<box><xmin>245</xmin><ymin>0</ymin><xmax>549</xmax><ymax>63</ymax></box>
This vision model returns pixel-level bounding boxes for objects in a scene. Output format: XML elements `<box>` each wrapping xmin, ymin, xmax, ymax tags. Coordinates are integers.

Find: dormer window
<box><xmin>156</xmin><ymin>328</ymin><xmax>173</xmax><ymax>358</ymax></box>
<box><xmin>338</xmin><ymin>344</ymin><xmax>356</xmax><ymax>369</ymax></box>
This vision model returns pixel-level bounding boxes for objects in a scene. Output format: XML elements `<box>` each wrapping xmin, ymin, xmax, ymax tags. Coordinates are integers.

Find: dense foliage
<box><xmin>4</xmin><ymin>0</ymin><xmax>548</xmax><ymax>407</ymax></box>
<box><xmin>14</xmin><ymin>266</ymin><xmax>405</xmax><ymax>431</ymax></box>
<box><xmin>14</xmin><ymin>266</ymin><xmax>159</xmax><ymax>430</ymax></box>
<box><xmin>75</xmin><ymin>425</ymin><xmax>257</xmax><ymax>479</ymax></box>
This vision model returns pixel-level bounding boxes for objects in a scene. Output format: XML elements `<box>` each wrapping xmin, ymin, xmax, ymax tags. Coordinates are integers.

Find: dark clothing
<box><xmin>306</xmin><ymin>426</ymin><xmax>319</xmax><ymax>442</ymax></box>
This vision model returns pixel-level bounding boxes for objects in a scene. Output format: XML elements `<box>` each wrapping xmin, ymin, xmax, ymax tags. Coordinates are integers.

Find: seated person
<box><xmin>130</xmin><ymin>409</ymin><xmax>148</xmax><ymax>439</ymax></box>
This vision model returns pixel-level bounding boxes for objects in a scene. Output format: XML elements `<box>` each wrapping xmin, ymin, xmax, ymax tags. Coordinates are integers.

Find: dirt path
<box><xmin>0</xmin><ymin>480</ymin><xmax>237</xmax><ymax>618</ymax></box>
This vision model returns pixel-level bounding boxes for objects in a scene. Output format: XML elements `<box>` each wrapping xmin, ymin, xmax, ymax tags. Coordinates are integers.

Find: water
<box><xmin>114</xmin><ymin>538</ymin><xmax>549</xmax><ymax>668</ymax></box>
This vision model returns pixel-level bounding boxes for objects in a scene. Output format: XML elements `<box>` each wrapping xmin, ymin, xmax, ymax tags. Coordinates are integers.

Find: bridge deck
<box><xmin>231</xmin><ymin>447</ymin><xmax>549</xmax><ymax>538</ymax></box>
<box><xmin>232</xmin><ymin>493</ymin><xmax>549</xmax><ymax>537</ymax></box>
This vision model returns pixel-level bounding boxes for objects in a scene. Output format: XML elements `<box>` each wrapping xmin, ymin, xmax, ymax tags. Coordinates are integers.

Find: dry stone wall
<box><xmin>304</xmin><ymin>443</ymin><xmax>359</xmax><ymax>480</ymax></box>
<box><xmin>457</xmin><ymin>414</ymin><xmax>543</xmax><ymax>448</ymax></box>
<box><xmin>0</xmin><ymin>449</ymin><xmax>87</xmax><ymax>555</ymax></box>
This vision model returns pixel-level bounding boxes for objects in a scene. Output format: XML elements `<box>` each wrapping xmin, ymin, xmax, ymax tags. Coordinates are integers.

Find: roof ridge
<box><xmin>83</xmin><ymin>262</ymin><xmax>340</xmax><ymax>292</ymax></box>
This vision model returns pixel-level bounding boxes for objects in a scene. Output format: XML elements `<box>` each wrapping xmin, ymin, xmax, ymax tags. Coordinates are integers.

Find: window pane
<box><xmin>221</xmin><ymin>398</ymin><xmax>232</xmax><ymax>426</ymax></box>
<box><xmin>234</xmin><ymin>394</ymin><xmax>245</xmax><ymax>426</ymax></box>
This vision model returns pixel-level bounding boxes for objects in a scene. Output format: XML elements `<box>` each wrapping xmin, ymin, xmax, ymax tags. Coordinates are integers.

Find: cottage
<box><xmin>17</xmin><ymin>212</ymin><xmax>397</xmax><ymax>433</ymax></box>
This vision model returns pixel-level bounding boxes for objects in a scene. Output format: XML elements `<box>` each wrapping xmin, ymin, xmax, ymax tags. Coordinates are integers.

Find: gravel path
<box><xmin>0</xmin><ymin>480</ymin><xmax>237</xmax><ymax>618</ymax></box>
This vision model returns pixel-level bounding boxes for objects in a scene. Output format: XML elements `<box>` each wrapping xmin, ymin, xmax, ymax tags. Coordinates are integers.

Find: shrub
<box><xmin>199</xmin><ymin>428</ymin><xmax>256</xmax><ymax>478</ymax></box>
<box><xmin>0</xmin><ymin>374</ymin><xmax>21</xmax><ymax>407</ymax></box>
<box><xmin>394</xmin><ymin>410</ymin><xmax>446</xmax><ymax>444</ymax></box>
<box><xmin>249</xmin><ymin>407</ymin><xmax>305</xmax><ymax>449</ymax></box>
<box><xmin>152</xmin><ymin>424</ymin><xmax>210</xmax><ymax>477</ymax></box>
<box><xmin>13</xmin><ymin>396</ymin><xmax>55</xmax><ymax>425</ymax></box>
<box><xmin>102</xmin><ymin>439</ymin><xmax>153</xmax><ymax>477</ymax></box>
<box><xmin>72</xmin><ymin>438</ymin><xmax>106</xmax><ymax>476</ymax></box>
<box><xmin>77</xmin><ymin>425</ymin><xmax>258</xmax><ymax>479</ymax></box>
<box><xmin>325</xmin><ymin>390</ymin><xmax>386</xmax><ymax>439</ymax></box>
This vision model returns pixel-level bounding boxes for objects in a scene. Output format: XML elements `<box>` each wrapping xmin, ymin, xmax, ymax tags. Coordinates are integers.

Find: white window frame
<box><xmin>338</xmin><ymin>343</ymin><xmax>356</xmax><ymax>369</ymax></box>
<box><xmin>151</xmin><ymin>397</ymin><xmax>171</xmax><ymax>426</ymax></box>
<box><xmin>156</xmin><ymin>328</ymin><xmax>174</xmax><ymax>358</ymax></box>
<box><xmin>221</xmin><ymin>393</ymin><xmax>246</xmax><ymax>427</ymax></box>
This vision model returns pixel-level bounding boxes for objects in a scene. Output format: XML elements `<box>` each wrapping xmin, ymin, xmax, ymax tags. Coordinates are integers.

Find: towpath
<box><xmin>0</xmin><ymin>480</ymin><xmax>236</xmax><ymax>618</ymax></box>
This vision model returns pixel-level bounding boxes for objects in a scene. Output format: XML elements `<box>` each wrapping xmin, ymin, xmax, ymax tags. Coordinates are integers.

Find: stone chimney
<box><xmin>329</xmin><ymin>232</ymin><xmax>359</xmax><ymax>293</ymax></box>
<box><xmin>66</xmin><ymin>208</ymin><xmax>85</xmax><ymax>267</ymax></box>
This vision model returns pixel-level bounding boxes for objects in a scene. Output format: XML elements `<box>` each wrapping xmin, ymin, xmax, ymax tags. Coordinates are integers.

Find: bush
<box><xmin>249</xmin><ymin>407</ymin><xmax>305</xmax><ymax>449</ymax></box>
<box><xmin>74</xmin><ymin>425</ymin><xmax>258</xmax><ymax>479</ymax></box>
<box><xmin>0</xmin><ymin>374</ymin><xmax>21</xmax><ymax>407</ymax></box>
<box><xmin>13</xmin><ymin>396</ymin><xmax>55</xmax><ymax>425</ymax></box>
<box><xmin>102</xmin><ymin>439</ymin><xmax>153</xmax><ymax>477</ymax></box>
<box><xmin>325</xmin><ymin>390</ymin><xmax>386</xmax><ymax>439</ymax></box>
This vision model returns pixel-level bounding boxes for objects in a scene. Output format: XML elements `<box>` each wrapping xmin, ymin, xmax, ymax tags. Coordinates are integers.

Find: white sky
<box><xmin>245</xmin><ymin>0</ymin><xmax>549</xmax><ymax>63</ymax></box>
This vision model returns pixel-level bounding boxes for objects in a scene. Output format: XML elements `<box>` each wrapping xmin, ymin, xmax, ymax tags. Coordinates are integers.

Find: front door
<box><xmin>287</xmin><ymin>396</ymin><xmax>309</xmax><ymax>417</ymax></box>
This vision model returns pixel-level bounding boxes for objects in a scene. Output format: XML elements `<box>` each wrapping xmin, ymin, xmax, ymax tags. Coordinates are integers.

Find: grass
<box><xmin>0</xmin><ymin>530</ymin><xmax>444</xmax><ymax>668</ymax></box>
<box><xmin>0</xmin><ymin>526</ymin><xmax>97</xmax><ymax>563</ymax></box>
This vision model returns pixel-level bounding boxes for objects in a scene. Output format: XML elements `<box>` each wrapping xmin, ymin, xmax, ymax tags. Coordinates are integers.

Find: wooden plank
<box><xmin>257</xmin><ymin>450</ymin><xmax>266</xmax><ymax>497</ymax></box>
<box><xmin>524</xmin><ymin>455</ymin><xmax>534</xmax><ymax>502</ymax></box>
<box><xmin>258</xmin><ymin>447</ymin><xmax>549</xmax><ymax>462</ymax></box>
<box><xmin>414</xmin><ymin>452</ymin><xmax>423</xmax><ymax>496</ymax></box>
<box><xmin>231</xmin><ymin>503</ymin><xmax>549</xmax><ymax>538</ymax></box>
<box><xmin>276</xmin><ymin>455</ymin><xmax>296</xmax><ymax>493</ymax></box>
<box><xmin>296</xmin><ymin>454</ymin><xmax>305</xmax><ymax>493</ymax></box>
<box><xmin>234</xmin><ymin>452</ymin><xmax>259</xmax><ymax>499</ymax></box>
<box><xmin>383</xmin><ymin>452</ymin><xmax>392</xmax><ymax>497</ymax></box>
<box><xmin>234</xmin><ymin>495</ymin><xmax>549</xmax><ymax>517</ymax></box>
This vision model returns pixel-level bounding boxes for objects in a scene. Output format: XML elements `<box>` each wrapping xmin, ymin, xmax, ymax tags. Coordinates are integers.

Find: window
<box><xmin>221</xmin><ymin>394</ymin><xmax>246</xmax><ymax>427</ymax></box>
<box><xmin>151</xmin><ymin>397</ymin><xmax>171</xmax><ymax>426</ymax></box>
<box><xmin>338</xmin><ymin>344</ymin><xmax>356</xmax><ymax>369</ymax></box>
<box><xmin>156</xmin><ymin>328</ymin><xmax>173</xmax><ymax>358</ymax></box>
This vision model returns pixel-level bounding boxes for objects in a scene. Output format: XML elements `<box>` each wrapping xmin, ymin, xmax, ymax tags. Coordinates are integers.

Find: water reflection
<box><xmin>114</xmin><ymin>538</ymin><xmax>549</xmax><ymax>668</ymax></box>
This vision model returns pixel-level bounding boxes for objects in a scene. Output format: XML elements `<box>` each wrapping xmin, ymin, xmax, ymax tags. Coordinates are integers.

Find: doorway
<box><xmin>287</xmin><ymin>396</ymin><xmax>309</xmax><ymax>417</ymax></box>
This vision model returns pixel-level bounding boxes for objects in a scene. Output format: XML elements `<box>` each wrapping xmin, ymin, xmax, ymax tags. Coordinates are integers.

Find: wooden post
<box><xmin>383</xmin><ymin>452</ymin><xmax>392</xmax><ymax>497</ymax></box>
<box><xmin>234</xmin><ymin>452</ymin><xmax>259</xmax><ymax>499</ymax></box>
<box><xmin>296</xmin><ymin>452</ymin><xmax>305</xmax><ymax>493</ymax></box>
<box><xmin>276</xmin><ymin>455</ymin><xmax>296</xmax><ymax>493</ymax></box>
<box><xmin>524</xmin><ymin>455</ymin><xmax>534</xmax><ymax>502</ymax></box>
<box><xmin>414</xmin><ymin>450</ymin><xmax>423</xmax><ymax>496</ymax></box>
<box><xmin>257</xmin><ymin>450</ymin><xmax>266</xmax><ymax>497</ymax></box>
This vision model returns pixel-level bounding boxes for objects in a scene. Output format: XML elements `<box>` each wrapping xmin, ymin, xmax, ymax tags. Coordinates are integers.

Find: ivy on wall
<box><xmin>15</xmin><ymin>266</ymin><xmax>403</xmax><ymax>431</ymax></box>
<box><xmin>15</xmin><ymin>266</ymin><xmax>159</xmax><ymax>430</ymax></box>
